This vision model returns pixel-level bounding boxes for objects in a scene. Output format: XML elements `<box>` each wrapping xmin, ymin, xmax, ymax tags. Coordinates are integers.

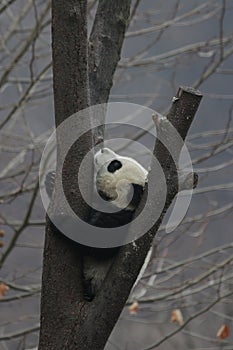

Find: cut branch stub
<box><xmin>154</xmin><ymin>86</ymin><xmax>202</xmax><ymax>171</ymax></box>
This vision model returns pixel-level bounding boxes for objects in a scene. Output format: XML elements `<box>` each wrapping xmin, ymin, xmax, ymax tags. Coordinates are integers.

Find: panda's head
<box><xmin>94</xmin><ymin>148</ymin><xmax>148</xmax><ymax>211</ymax></box>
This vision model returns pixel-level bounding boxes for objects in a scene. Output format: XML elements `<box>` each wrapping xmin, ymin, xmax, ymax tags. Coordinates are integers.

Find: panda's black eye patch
<box><xmin>107</xmin><ymin>160</ymin><xmax>122</xmax><ymax>173</ymax></box>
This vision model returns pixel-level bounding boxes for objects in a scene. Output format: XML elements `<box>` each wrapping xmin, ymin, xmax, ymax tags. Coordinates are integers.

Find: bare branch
<box><xmin>126</xmin><ymin>3</ymin><xmax>214</xmax><ymax>38</ymax></box>
<box><xmin>0</xmin><ymin>180</ymin><xmax>39</xmax><ymax>268</ymax></box>
<box><xmin>0</xmin><ymin>2</ymin><xmax>50</xmax><ymax>90</ymax></box>
<box><xmin>0</xmin><ymin>324</ymin><xmax>40</xmax><ymax>341</ymax></box>
<box><xmin>143</xmin><ymin>290</ymin><xmax>233</xmax><ymax>350</ymax></box>
<box><xmin>119</xmin><ymin>35</ymin><xmax>233</xmax><ymax>67</ymax></box>
<box><xmin>0</xmin><ymin>0</ymin><xmax>17</xmax><ymax>15</ymax></box>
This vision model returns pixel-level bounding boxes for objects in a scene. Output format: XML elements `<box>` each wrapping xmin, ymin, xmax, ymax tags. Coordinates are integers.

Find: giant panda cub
<box><xmin>45</xmin><ymin>148</ymin><xmax>148</xmax><ymax>300</ymax></box>
<box><xmin>83</xmin><ymin>148</ymin><xmax>148</xmax><ymax>300</ymax></box>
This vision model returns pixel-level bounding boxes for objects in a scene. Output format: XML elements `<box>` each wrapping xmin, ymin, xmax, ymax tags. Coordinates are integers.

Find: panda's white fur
<box><xmin>94</xmin><ymin>148</ymin><xmax>148</xmax><ymax>210</ymax></box>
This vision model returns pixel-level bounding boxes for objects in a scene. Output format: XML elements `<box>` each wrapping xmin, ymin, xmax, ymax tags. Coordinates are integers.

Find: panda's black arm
<box><xmin>128</xmin><ymin>183</ymin><xmax>145</xmax><ymax>210</ymax></box>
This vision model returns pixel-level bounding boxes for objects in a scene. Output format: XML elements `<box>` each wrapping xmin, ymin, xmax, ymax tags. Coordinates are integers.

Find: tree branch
<box><xmin>89</xmin><ymin>0</ymin><xmax>131</xmax><ymax>141</ymax></box>
<box><xmin>89</xmin><ymin>0</ymin><xmax>131</xmax><ymax>105</ymax></box>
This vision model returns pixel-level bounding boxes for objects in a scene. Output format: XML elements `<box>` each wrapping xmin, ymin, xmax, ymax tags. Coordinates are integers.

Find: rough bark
<box><xmin>89</xmin><ymin>0</ymin><xmax>131</xmax><ymax>105</ymax></box>
<box><xmin>89</xmin><ymin>0</ymin><xmax>131</xmax><ymax>141</ymax></box>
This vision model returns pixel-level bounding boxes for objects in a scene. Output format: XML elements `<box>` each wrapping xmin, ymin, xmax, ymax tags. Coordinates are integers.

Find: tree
<box><xmin>38</xmin><ymin>1</ymin><xmax>202</xmax><ymax>349</ymax></box>
<box><xmin>0</xmin><ymin>1</ymin><xmax>233</xmax><ymax>349</ymax></box>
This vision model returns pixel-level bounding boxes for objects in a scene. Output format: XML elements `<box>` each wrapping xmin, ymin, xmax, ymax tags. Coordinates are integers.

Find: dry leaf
<box><xmin>170</xmin><ymin>308</ymin><xmax>184</xmax><ymax>326</ymax></box>
<box><xmin>129</xmin><ymin>301</ymin><xmax>139</xmax><ymax>315</ymax></box>
<box><xmin>217</xmin><ymin>324</ymin><xmax>230</xmax><ymax>341</ymax></box>
<box><xmin>0</xmin><ymin>283</ymin><xmax>9</xmax><ymax>300</ymax></box>
<box><xmin>0</xmin><ymin>230</ymin><xmax>5</xmax><ymax>237</ymax></box>
<box><xmin>0</xmin><ymin>241</ymin><xmax>4</xmax><ymax>247</ymax></box>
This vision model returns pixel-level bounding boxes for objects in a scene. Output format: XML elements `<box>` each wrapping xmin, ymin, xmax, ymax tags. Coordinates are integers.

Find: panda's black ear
<box><xmin>107</xmin><ymin>159</ymin><xmax>122</xmax><ymax>173</ymax></box>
